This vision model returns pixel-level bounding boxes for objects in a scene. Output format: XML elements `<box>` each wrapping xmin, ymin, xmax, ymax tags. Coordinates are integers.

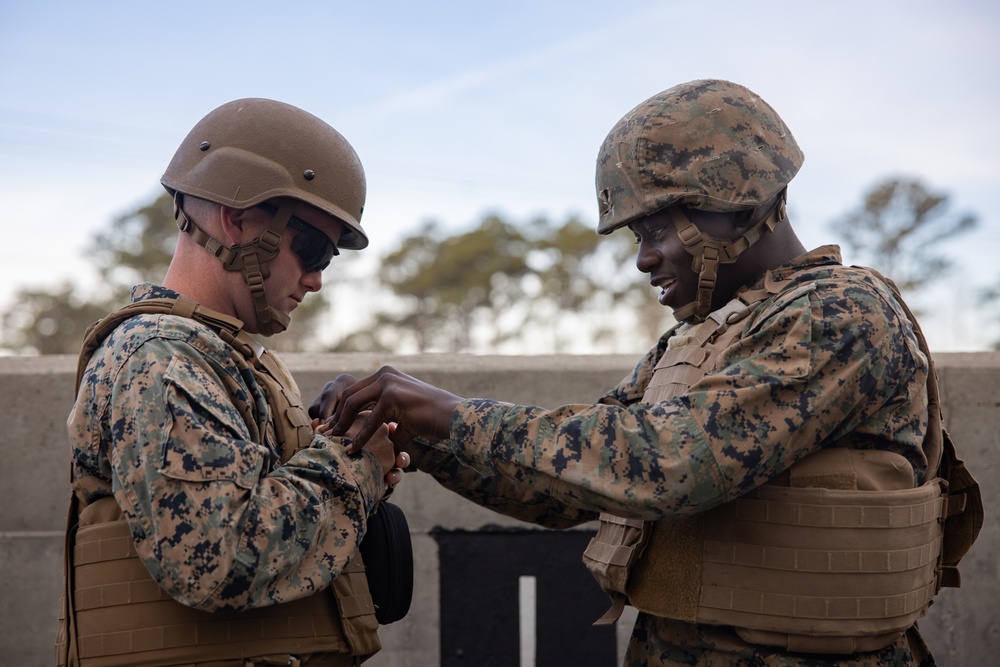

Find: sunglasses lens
<box><xmin>289</xmin><ymin>220</ymin><xmax>338</xmax><ymax>272</ymax></box>
<box><xmin>255</xmin><ymin>203</ymin><xmax>338</xmax><ymax>272</ymax></box>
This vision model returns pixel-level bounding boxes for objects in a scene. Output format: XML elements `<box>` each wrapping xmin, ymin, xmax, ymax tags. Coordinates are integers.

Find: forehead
<box><xmin>627</xmin><ymin>209</ymin><xmax>673</xmax><ymax>233</ymax></box>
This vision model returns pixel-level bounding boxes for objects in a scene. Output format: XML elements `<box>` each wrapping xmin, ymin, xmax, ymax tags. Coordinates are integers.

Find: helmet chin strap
<box><xmin>669</xmin><ymin>193</ymin><xmax>787</xmax><ymax>323</ymax></box>
<box><xmin>172</xmin><ymin>193</ymin><xmax>294</xmax><ymax>336</ymax></box>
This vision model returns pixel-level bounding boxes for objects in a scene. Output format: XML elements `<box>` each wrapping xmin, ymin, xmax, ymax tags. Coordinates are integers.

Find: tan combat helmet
<box><xmin>595</xmin><ymin>79</ymin><xmax>804</xmax><ymax>322</ymax></box>
<box><xmin>161</xmin><ymin>98</ymin><xmax>367</xmax><ymax>335</ymax></box>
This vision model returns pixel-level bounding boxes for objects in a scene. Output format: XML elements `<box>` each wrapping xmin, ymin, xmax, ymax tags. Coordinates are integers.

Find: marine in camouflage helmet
<box><xmin>596</xmin><ymin>80</ymin><xmax>805</xmax><ymax>322</ymax></box>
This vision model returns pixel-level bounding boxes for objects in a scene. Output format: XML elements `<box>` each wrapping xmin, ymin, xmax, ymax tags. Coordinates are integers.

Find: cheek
<box><xmin>670</xmin><ymin>248</ymin><xmax>700</xmax><ymax>289</ymax></box>
<box><xmin>658</xmin><ymin>237</ymin><xmax>692</xmax><ymax>269</ymax></box>
<box><xmin>267</xmin><ymin>249</ymin><xmax>298</xmax><ymax>286</ymax></box>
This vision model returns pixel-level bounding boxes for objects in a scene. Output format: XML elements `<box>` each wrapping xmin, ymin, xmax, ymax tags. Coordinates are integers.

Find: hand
<box><xmin>313</xmin><ymin>411</ymin><xmax>408</xmax><ymax>487</ymax></box>
<box><xmin>329</xmin><ymin>365</ymin><xmax>463</xmax><ymax>453</ymax></box>
<box><xmin>308</xmin><ymin>374</ymin><xmax>359</xmax><ymax>420</ymax></box>
<box><xmin>384</xmin><ymin>449</ymin><xmax>411</xmax><ymax>487</ymax></box>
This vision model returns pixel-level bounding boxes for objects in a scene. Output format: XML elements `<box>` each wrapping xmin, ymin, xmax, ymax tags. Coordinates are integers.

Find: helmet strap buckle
<box><xmin>668</xmin><ymin>190</ymin><xmax>788</xmax><ymax>321</ymax></box>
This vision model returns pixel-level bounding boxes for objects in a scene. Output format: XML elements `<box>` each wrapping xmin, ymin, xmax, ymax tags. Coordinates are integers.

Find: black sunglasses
<box><xmin>256</xmin><ymin>202</ymin><xmax>340</xmax><ymax>272</ymax></box>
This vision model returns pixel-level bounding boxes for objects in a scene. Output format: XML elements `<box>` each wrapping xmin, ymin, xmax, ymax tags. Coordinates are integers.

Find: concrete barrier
<box><xmin>2</xmin><ymin>353</ymin><xmax>997</xmax><ymax>666</ymax></box>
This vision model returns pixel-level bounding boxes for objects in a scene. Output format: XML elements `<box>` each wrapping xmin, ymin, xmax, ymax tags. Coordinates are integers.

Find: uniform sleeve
<box><xmin>430</xmin><ymin>278</ymin><xmax>928</xmax><ymax>520</ymax></box>
<box><xmin>107</xmin><ymin>333</ymin><xmax>385</xmax><ymax>612</ymax></box>
<box><xmin>405</xmin><ymin>438</ymin><xmax>596</xmax><ymax>529</ymax></box>
<box><xmin>401</xmin><ymin>341</ymin><xmax>667</xmax><ymax>528</ymax></box>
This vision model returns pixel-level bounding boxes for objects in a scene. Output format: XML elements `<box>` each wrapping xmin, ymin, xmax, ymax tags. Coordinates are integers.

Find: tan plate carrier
<box><xmin>582</xmin><ymin>269</ymin><xmax>984</xmax><ymax>654</ymax></box>
<box><xmin>56</xmin><ymin>296</ymin><xmax>380</xmax><ymax>666</ymax></box>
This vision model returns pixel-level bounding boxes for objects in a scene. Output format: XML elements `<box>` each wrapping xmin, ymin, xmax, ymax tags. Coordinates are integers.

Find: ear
<box><xmin>218</xmin><ymin>206</ymin><xmax>250</xmax><ymax>246</ymax></box>
<box><xmin>733</xmin><ymin>208</ymin><xmax>756</xmax><ymax>232</ymax></box>
<box><xmin>741</xmin><ymin>189</ymin><xmax>786</xmax><ymax>230</ymax></box>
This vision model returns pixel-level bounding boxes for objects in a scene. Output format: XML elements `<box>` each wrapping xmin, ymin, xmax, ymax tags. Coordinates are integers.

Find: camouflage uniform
<box><xmin>408</xmin><ymin>246</ymin><xmax>935</xmax><ymax>666</ymax></box>
<box><xmin>69</xmin><ymin>283</ymin><xmax>387</xmax><ymax>612</ymax></box>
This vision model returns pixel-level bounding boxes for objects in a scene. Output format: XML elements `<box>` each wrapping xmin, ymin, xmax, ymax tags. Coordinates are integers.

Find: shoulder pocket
<box><xmin>159</xmin><ymin>355</ymin><xmax>264</xmax><ymax>488</ymax></box>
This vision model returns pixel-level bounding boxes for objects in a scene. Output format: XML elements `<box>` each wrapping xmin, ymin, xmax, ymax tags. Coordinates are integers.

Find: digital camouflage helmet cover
<box><xmin>596</xmin><ymin>79</ymin><xmax>804</xmax><ymax>321</ymax></box>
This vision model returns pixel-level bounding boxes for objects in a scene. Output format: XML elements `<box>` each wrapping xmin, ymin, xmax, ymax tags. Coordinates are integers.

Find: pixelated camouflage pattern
<box><xmin>415</xmin><ymin>246</ymin><xmax>933</xmax><ymax>666</ymax></box>
<box><xmin>68</xmin><ymin>283</ymin><xmax>386</xmax><ymax>612</ymax></box>
<box><xmin>625</xmin><ymin>616</ymin><xmax>934</xmax><ymax>667</ymax></box>
<box><xmin>596</xmin><ymin>79</ymin><xmax>804</xmax><ymax>235</ymax></box>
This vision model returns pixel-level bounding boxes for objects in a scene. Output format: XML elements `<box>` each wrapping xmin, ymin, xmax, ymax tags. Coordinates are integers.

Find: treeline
<box><xmin>2</xmin><ymin>176</ymin><xmax>990</xmax><ymax>355</ymax></box>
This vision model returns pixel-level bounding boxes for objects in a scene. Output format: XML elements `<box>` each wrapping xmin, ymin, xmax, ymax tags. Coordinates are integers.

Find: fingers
<box><xmin>330</xmin><ymin>367</ymin><xmax>404</xmax><ymax>444</ymax></box>
<box><xmin>364</xmin><ymin>420</ymin><xmax>398</xmax><ymax>477</ymax></box>
<box><xmin>395</xmin><ymin>449</ymin><xmax>410</xmax><ymax>469</ymax></box>
<box><xmin>307</xmin><ymin>374</ymin><xmax>358</xmax><ymax>420</ymax></box>
<box><xmin>325</xmin><ymin>413</ymin><xmax>409</xmax><ymax>490</ymax></box>
<box><xmin>384</xmin><ymin>433</ymin><xmax>410</xmax><ymax>489</ymax></box>
<box><xmin>323</xmin><ymin>365</ymin><xmax>463</xmax><ymax>452</ymax></box>
<box><xmin>341</xmin><ymin>410</ymin><xmax>373</xmax><ymax>440</ymax></box>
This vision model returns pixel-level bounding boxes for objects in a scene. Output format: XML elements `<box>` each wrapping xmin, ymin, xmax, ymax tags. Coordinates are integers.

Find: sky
<box><xmin>1</xmin><ymin>0</ymin><xmax>999</xmax><ymax>352</ymax></box>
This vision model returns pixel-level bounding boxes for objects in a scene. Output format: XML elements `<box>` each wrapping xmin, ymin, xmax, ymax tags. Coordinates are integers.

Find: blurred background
<box><xmin>2</xmin><ymin>0</ymin><xmax>998</xmax><ymax>355</ymax></box>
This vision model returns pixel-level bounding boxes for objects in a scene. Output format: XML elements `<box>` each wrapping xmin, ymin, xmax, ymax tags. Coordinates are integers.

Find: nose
<box><xmin>635</xmin><ymin>239</ymin><xmax>659</xmax><ymax>274</ymax></box>
<box><xmin>302</xmin><ymin>269</ymin><xmax>323</xmax><ymax>292</ymax></box>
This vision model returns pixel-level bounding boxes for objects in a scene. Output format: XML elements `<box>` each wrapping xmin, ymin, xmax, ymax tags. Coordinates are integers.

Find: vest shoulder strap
<box><xmin>75</xmin><ymin>297</ymin><xmax>245</xmax><ymax>396</ymax></box>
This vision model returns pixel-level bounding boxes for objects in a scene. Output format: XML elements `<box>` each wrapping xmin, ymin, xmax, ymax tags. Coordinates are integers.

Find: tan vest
<box><xmin>582</xmin><ymin>271</ymin><xmax>984</xmax><ymax>654</ymax></box>
<box><xmin>57</xmin><ymin>296</ymin><xmax>380</xmax><ymax>666</ymax></box>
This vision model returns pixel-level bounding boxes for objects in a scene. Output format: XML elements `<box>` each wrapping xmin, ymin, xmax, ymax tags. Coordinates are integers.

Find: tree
<box><xmin>352</xmin><ymin>213</ymin><xmax>670</xmax><ymax>354</ymax></box>
<box><xmin>1</xmin><ymin>192</ymin><xmax>329</xmax><ymax>354</ymax></box>
<box><xmin>2</xmin><ymin>196</ymin><xmax>674</xmax><ymax>355</ymax></box>
<box><xmin>1</xmin><ymin>284</ymin><xmax>112</xmax><ymax>355</ymax></box>
<box><xmin>364</xmin><ymin>217</ymin><xmax>532</xmax><ymax>352</ymax></box>
<box><xmin>89</xmin><ymin>193</ymin><xmax>177</xmax><ymax>296</ymax></box>
<box><xmin>830</xmin><ymin>177</ymin><xmax>978</xmax><ymax>295</ymax></box>
<box><xmin>524</xmin><ymin>216</ymin><xmax>670</xmax><ymax>352</ymax></box>
<box><xmin>980</xmin><ymin>280</ymin><xmax>1000</xmax><ymax>351</ymax></box>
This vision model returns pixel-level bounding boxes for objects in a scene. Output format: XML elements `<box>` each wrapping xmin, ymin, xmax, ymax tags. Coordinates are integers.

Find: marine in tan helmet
<box><xmin>313</xmin><ymin>80</ymin><xmax>982</xmax><ymax>666</ymax></box>
<box><xmin>161</xmin><ymin>97</ymin><xmax>369</xmax><ymax>336</ymax></box>
<box><xmin>59</xmin><ymin>98</ymin><xmax>411</xmax><ymax>666</ymax></box>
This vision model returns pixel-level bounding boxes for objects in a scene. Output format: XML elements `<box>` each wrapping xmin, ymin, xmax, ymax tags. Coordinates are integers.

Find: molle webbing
<box><xmin>622</xmin><ymin>472</ymin><xmax>950</xmax><ymax>653</ymax></box>
<box><xmin>642</xmin><ymin>291</ymin><xmax>762</xmax><ymax>402</ymax></box>
<box><xmin>59</xmin><ymin>500</ymin><xmax>366</xmax><ymax>666</ymax></box>
<box><xmin>694</xmin><ymin>481</ymin><xmax>947</xmax><ymax>653</ymax></box>
<box><xmin>860</xmin><ymin>268</ymin><xmax>983</xmax><ymax>577</ymax></box>
<box><xmin>585</xmin><ymin>285</ymin><xmax>783</xmax><ymax>625</ymax></box>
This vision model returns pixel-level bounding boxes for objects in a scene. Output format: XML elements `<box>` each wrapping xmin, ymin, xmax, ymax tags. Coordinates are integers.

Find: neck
<box><xmin>162</xmin><ymin>241</ymin><xmax>240</xmax><ymax>320</ymax></box>
<box><xmin>711</xmin><ymin>220</ymin><xmax>807</xmax><ymax>310</ymax></box>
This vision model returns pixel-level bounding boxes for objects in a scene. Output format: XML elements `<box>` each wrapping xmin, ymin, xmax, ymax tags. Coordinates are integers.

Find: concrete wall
<box><xmin>2</xmin><ymin>353</ymin><xmax>997</xmax><ymax>666</ymax></box>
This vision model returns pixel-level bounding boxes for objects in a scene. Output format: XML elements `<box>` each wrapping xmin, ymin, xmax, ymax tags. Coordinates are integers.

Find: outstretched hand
<box><xmin>326</xmin><ymin>366</ymin><xmax>464</xmax><ymax>453</ymax></box>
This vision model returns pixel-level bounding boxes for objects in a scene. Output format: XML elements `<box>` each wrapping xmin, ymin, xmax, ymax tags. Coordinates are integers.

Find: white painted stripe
<box><xmin>519</xmin><ymin>575</ymin><xmax>537</xmax><ymax>667</ymax></box>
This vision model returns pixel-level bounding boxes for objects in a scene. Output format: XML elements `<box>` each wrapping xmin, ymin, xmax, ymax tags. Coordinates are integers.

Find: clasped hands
<box><xmin>308</xmin><ymin>366</ymin><xmax>464</xmax><ymax>488</ymax></box>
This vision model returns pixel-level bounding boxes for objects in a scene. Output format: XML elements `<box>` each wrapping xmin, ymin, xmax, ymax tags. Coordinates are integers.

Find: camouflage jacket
<box><xmin>68</xmin><ymin>283</ymin><xmax>386</xmax><ymax>612</ymax></box>
<box><xmin>410</xmin><ymin>246</ymin><xmax>934</xmax><ymax>666</ymax></box>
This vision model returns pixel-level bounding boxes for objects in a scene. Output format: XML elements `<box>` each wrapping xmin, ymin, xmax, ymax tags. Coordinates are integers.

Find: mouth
<box><xmin>651</xmin><ymin>276</ymin><xmax>677</xmax><ymax>305</ymax></box>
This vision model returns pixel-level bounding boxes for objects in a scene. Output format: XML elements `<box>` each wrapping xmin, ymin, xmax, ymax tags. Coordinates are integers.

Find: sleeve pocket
<box><xmin>741</xmin><ymin>287</ymin><xmax>816</xmax><ymax>380</ymax></box>
<box><xmin>159</xmin><ymin>355</ymin><xmax>264</xmax><ymax>489</ymax></box>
